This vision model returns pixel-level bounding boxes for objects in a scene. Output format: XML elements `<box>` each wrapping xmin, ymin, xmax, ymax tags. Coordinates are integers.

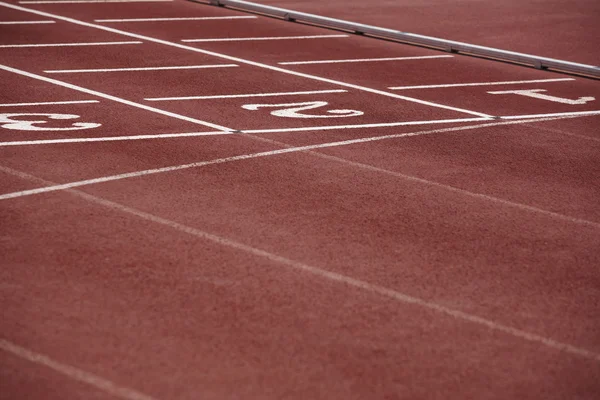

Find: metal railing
<box><xmin>191</xmin><ymin>0</ymin><xmax>600</xmax><ymax>79</ymax></box>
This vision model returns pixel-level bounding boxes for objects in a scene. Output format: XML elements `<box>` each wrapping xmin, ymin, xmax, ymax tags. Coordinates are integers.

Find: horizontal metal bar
<box><xmin>193</xmin><ymin>0</ymin><xmax>600</xmax><ymax>79</ymax></box>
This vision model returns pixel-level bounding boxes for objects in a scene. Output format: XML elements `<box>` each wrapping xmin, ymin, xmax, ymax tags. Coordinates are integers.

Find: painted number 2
<box><xmin>242</xmin><ymin>101</ymin><xmax>364</xmax><ymax>118</ymax></box>
<box><xmin>0</xmin><ymin>113</ymin><xmax>101</xmax><ymax>131</ymax></box>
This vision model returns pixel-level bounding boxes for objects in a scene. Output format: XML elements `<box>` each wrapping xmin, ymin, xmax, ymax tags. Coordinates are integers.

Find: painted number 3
<box><xmin>242</xmin><ymin>101</ymin><xmax>364</xmax><ymax>118</ymax></box>
<box><xmin>0</xmin><ymin>113</ymin><xmax>101</xmax><ymax>131</ymax></box>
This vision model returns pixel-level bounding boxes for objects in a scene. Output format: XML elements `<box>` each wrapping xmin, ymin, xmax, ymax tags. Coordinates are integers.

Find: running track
<box><xmin>1</xmin><ymin>0</ymin><xmax>599</xmax><ymax>399</ymax></box>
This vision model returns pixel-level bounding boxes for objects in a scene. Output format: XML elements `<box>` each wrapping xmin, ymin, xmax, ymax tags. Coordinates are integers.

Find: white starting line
<box><xmin>0</xmin><ymin>20</ymin><xmax>55</xmax><ymax>24</ymax></box>
<box><xmin>389</xmin><ymin>78</ymin><xmax>576</xmax><ymax>90</ymax></box>
<box><xmin>0</xmin><ymin>100</ymin><xmax>99</xmax><ymax>107</ymax></box>
<box><xmin>44</xmin><ymin>64</ymin><xmax>238</xmax><ymax>73</ymax></box>
<box><xmin>278</xmin><ymin>55</ymin><xmax>453</xmax><ymax>65</ymax></box>
<box><xmin>181</xmin><ymin>35</ymin><xmax>350</xmax><ymax>43</ymax></box>
<box><xmin>0</xmin><ymin>41</ymin><xmax>142</xmax><ymax>48</ymax></box>
<box><xmin>144</xmin><ymin>89</ymin><xmax>348</xmax><ymax>102</ymax></box>
<box><xmin>19</xmin><ymin>0</ymin><xmax>171</xmax><ymax>3</ymax></box>
<box><xmin>95</xmin><ymin>16</ymin><xmax>258</xmax><ymax>23</ymax></box>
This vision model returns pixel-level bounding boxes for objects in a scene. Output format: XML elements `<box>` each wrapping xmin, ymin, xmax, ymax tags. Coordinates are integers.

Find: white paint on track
<box><xmin>0</xmin><ymin>117</ymin><xmax>490</xmax><ymax>146</ymax></box>
<box><xmin>0</xmin><ymin>64</ymin><xmax>233</xmax><ymax>132</ymax></box>
<box><xmin>0</xmin><ymin>130</ymin><xmax>225</xmax><ymax>146</ymax></box>
<box><xmin>0</xmin><ymin>339</ymin><xmax>158</xmax><ymax>400</ymax></box>
<box><xmin>501</xmin><ymin>110</ymin><xmax>600</xmax><ymax>119</ymax></box>
<box><xmin>2</xmin><ymin>167</ymin><xmax>599</xmax><ymax>365</ymax></box>
<box><xmin>145</xmin><ymin>89</ymin><xmax>348</xmax><ymax>101</ymax></box>
<box><xmin>0</xmin><ymin>20</ymin><xmax>55</xmax><ymax>24</ymax></box>
<box><xmin>0</xmin><ymin>100</ymin><xmax>99</xmax><ymax>107</ymax></box>
<box><xmin>0</xmin><ymin>41</ymin><xmax>142</xmax><ymax>48</ymax></box>
<box><xmin>44</xmin><ymin>64</ymin><xmax>238</xmax><ymax>73</ymax></box>
<box><xmin>0</xmin><ymin>1</ymin><xmax>492</xmax><ymax>118</ymax></box>
<box><xmin>19</xmin><ymin>0</ymin><xmax>171</xmax><ymax>3</ymax></box>
<box><xmin>181</xmin><ymin>35</ymin><xmax>350</xmax><ymax>42</ymax></box>
<box><xmin>278</xmin><ymin>55</ymin><xmax>453</xmax><ymax>65</ymax></box>
<box><xmin>389</xmin><ymin>78</ymin><xmax>576</xmax><ymax>90</ymax></box>
<box><xmin>95</xmin><ymin>16</ymin><xmax>257</xmax><ymax>22</ymax></box>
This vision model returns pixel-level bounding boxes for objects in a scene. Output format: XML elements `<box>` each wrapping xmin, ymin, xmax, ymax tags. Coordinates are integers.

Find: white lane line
<box><xmin>278</xmin><ymin>55</ymin><xmax>453</xmax><ymax>65</ymax></box>
<box><xmin>3</xmin><ymin>168</ymin><xmax>600</xmax><ymax>364</ymax></box>
<box><xmin>0</xmin><ymin>100</ymin><xmax>99</xmax><ymax>107</ymax></box>
<box><xmin>389</xmin><ymin>78</ymin><xmax>576</xmax><ymax>90</ymax></box>
<box><xmin>0</xmin><ymin>41</ymin><xmax>142</xmax><ymax>48</ymax></box>
<box><xmin>145</xmin><ymin>89</ymin><xmax>348</xmax><ymax>101</ymax></box>
<box><xmin>182</xmin><ymin>34</ymin><xmax>350</xmax><ymax>43</ymax></box>
<box><xmin>0</xmin><ymin>64</ymin><xmax>233</xmax><ymax>132</ymax></box>
<box><xmin>0</xmin><ymin>20</ymin><xmax>55</xmax><ymax>24</ymax></box>
<box><xmin>0</xmin><ymin>130</ymin><xmax>225</xmax><ymax>146</ymax></box>
<box><xmin>501</xmin><ymin>110</ymin><xmax>600</xmax><ymax>119</ymax></box>
<box><xmin>0</xmin><ymin>117</ymin><xmax>489</xmax><ymax>146</ymax></box>
<box><xmin>95</xmin><ymin>16</ymin><xmax>257</xmax><ymax>22</ymax></box>
<box><xmin>4</xmin><ymin>113</ymin><xmax>600</xmax><ymax>232</ymax></box>
<box><xmin>0</xmin><ymin>339</ymin><xmax>158</xmax><ymax>400</ymax></box>
<box><xmin>44</xmin><ymin>64</ymin><xmax>238</xmax><ymax>73</ymax></box>
<box><xmin>0</xmin><ymin>2</ymin><xmax>492</xmax><ymax>118</ymax></box>
<box><xmin>19</xmin><ymin>0</ymin><xmax>171</xmax><ymax>3</ymax></box>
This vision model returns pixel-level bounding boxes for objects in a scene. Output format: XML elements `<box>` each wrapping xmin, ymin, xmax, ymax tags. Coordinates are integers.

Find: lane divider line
<box><xmin>0</xmin><ymin>339</ymin><xmax>158</xmax><ymax>400</ymax></box>
<box><xmin>0</xmin><ymin>1</ymin><xmax>493</xmax><ymax>119</ymax></box>
<box><xmin>95</xmin><ymin>16</ymin><xmax>257</xmax><ymax>22</ymax></box>
<box><xmin>44</xmin><ymin>64</ymin><xmax>238</xmax><ymax>73</ymax></box>
<box><xmin>2</xmin><ymin>166</ymin><xmax>599</xmax><ymax>364</ymax></box>
<box><xmin>389</xmin><ymin>78</ymin><xmax>577</xmax><ymax>90</ymax></box>
<box><xmin>145</xmin><ymin>89</ymin><xmax>348</xmax><ymax>101</ymax></box>
<box><xmin>278</xmin><ymin>55</ymin><xmax>453</xmax><ymax>65</ymax></box>
<box><xmin>0</xmin><ymin>41</ymin><xmax>142</xmax><ymax>48</ymax></box>
<box><xmin>3</xmin><ymin>114</ymin><xmax>600</xmax><ymax>232</ymax></box>
<box><xmin>0</xmin><ymin>20</ymin><xmax>55</xmax><ymax>24</ymax></box>
<box><xmin>0</xmin><ymin>100</ymin><xmax>99</xmax><ymax>107</ymax></box>
<box><xmin>181</xmin><ymin>34</ymin><xmax>349</xmax><ymax>42</ymax></box>
<box><xmin>0</xmin><ymin>64</ymin><xmax>234</xmax><ymax>132</ymax></box>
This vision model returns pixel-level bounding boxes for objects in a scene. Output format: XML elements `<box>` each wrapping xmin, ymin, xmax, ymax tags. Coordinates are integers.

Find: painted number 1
<box><xmin>0</xmin><ymin>113</ymin><xmax>101</xmax><ymax>131</ymax></box>
<box><xmin>242</xmin><ymin>101</ymin><xmax>364</xmax><ymax>118</ymax></box>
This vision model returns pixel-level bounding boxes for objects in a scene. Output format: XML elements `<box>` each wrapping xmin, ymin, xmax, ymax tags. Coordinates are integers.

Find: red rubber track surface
<box><xmin>254</xmin><ymin>0</ymin><xmax>600</xmax><ymax>65</ymax></box>
<box><xmin>1</xmin><ymin>1</ymin><xmax>600</xmax><ymax>399</ymax></box>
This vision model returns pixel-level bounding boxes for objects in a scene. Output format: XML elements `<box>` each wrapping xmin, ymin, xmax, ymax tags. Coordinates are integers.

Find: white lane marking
<box><xmin>145</xmin><ymin>89</ymin><xmax>348</xmax><ymax>101</ymax></box>
<box><xmin>19</xmin><ymin>0</ymin><xmax>171</xmax><ymax>3</ymax></box>
<box><xmin>181</xmin><ymin>35</ymin><xmax>350</xmax><ymax>43</ymax></box>
<box><xmin>0</xmin><ymin>117</ymin><xmax>490</xmax><ymax>146</ymax></box>
<box><xmin>0</xmin><ymin>2</ymin><xmax>492</xmax><ymax>118</ymax></box>
<box><xmin>389</xmin><ymin>78</ymin><xmax>576</xmax><ymax>90</ymax></box>
<box><xmin>278</xmin><ymin>55</ymin><xmax>453</xmax><ymax>65</ymax></box>
<box><xmin>0</xmin><ymin>113</ymin><xmax>100</xmax><ymax>131</ymax></box>
<box><xmin>0</xmin><ymin>339</ymin><xmax>158</xmax><ymax>400</ymax></box>
<box><xmin>6</xmin><ymin>113</ymin><xmax>595</xmax><ymax>147</ymax></box>
<box><xmin>3</xmin><ymin>169</ymin><xmax>599</xmax><ymax>364</ymax></box>
<box><xmin>500</xmin><ymin>110</ymin><xmax>600</xmax><ymax>119</ymax></box>
<box><xmin>242</xmin><ymin>101</ymin><xmax>363</xmax><ymax>119</ymax></box>
<box><xmin>95</xmin><ymin>16</ymin><xmax>257</xmax><ymax>22</ymax></box>
<box><xmin>44</xmin><ymin>64</ymin><xmax>238</xmax><ymax>73</ymax></box>
<box><xmin>0</xmin><ymin>100</ymin><xmax>98</xmax><ymax>107</ymax></box>
<box><xmin>0</xmin><ymin>64</ymin><xmax>233</xmax><ymax>132</ymax></box>
<box><xmin>0</xmin><ymin>130</ymin><xmax>225</xmax><ymax>146</ymax></box>
<box><xmin>0</xmin><ymin>20</ymin><xmax>55</xmax><ymax>24</ymax></box>
<box><xmin>489</xmin><ymin>89</ymin><xmax>595</xmax><ymax>105</ymax></box>
<box><xmin>243</xmin><ymin>117</ymin><xmax>491</xmax><ymax>133</ymax></box>
<box><xmin>0</xmin><ymin>41</ymin><xmax>142</xmax><ymax>48</ymax></box>
<box><xmin>3</xmin><ymin>113</ymin><xmax>600</xmax><ymax>231</ymax></box>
